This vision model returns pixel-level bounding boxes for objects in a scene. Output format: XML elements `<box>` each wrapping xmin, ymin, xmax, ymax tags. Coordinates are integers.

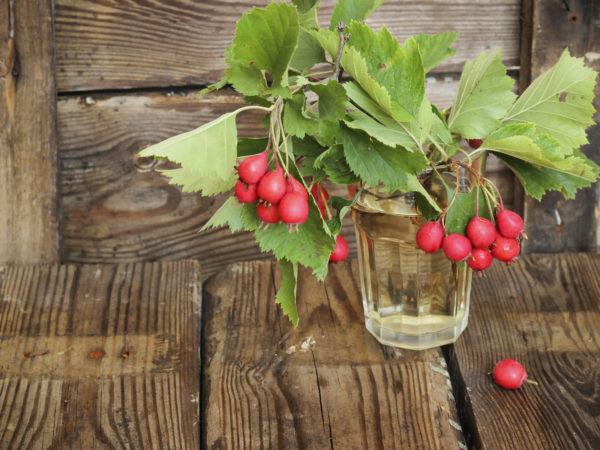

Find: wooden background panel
<box><xmin>522</xmin><ymin>0</ymin><xmax>600</xmax><ymax>253</ymax></box>
<box><xmin>55</xmin><ymin>0</ymin><xmax>521</xmax><ymax>92</ymax></box>
<box><xmin>0</xmin><ymin>0</ymin><xmax>59</xmax><ymax>264</ymax></box>
<box><xmin>447</xmin><ymin>254</ymin><xmax>600</xmax><ymax>449</ymax></box>
<box><xmin>202</xmin><ymin>260</ymin><xmax>466</xmax><ymax>448</ymax></box>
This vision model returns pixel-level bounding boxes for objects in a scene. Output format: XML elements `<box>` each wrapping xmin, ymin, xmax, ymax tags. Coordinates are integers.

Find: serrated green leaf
<box><xmin>484</xmin><ymin>123</ymin><xmax>600</xmax><ymax>182</ymax></box>
<box><xmin>340</xmin><ymin>126</ymin><xmax>440</xmax><ymax>210</ymax></box>
<box><xmin>313</xmin><ymin>144</ymin><xmax>360</xmax><ymax>184</ymax></box>
<box><xmin>290</xmin><ymin>136</ymin><xmax>326</xmax><ymax>157</ymax></box>
<box><xmin>414</xmin><ymin>32</ymin><xmax>458</xmax><ymax>73</ymax></box>
<box><xmin>444</xmin><ymin>187</ymin><xmax>493</xmax><ymax>235</ymax></box>
<box><xmin>241</xmin><ymin>203</ymin><xmax>260</xmax><ymax>231</ymax></box>
<box><xmin>283</xmin><ymin>94</ymin><xmax>318</xmax><ymax>138</ymax></box>
<box><xmin>225</xmin><ymin>47</ymin><xmax>269</xmax><ymax>97</ymax></box>
<box><xmin>346</xmin><ymin>23</ymin><xmax>426</xmax><ymax>122</ymax></box>
<box><xmin>290</xmin><ymin>29</ymin><xmax>326</xmax><ymax>72</ymax></box>
<box><xmin>276</xmin><ymin>259</ymin><xmax>299</xmax><ymax>327</ymax></box>
<box><xmin>237</xmin><ymin>137</ymin><xmax>268</xmax><ymax>157</ymax></box>
<box><xmin>326</xmin><ymin>194</ymin><xmax>358</xmax><ymax>235</ymax></box>
<box><xmin>308</xmin><ymin>29</ymin><xmax>400</xmax><ymax>121</ymax></box>
<box><xmin>345</xmin><ymin>107</ymin><xmax>414</xmax><ymax>148</ymax></box>
<box><xmin>447</xmin><ymin>49</ymin><xmax>516</xmax><ymax>139</ymax></box>
<box><xmin>198</xmin><ymin>76</ymin><xmax>227</xmax><ymax>97</ymax></box>
<box><xmin>230</xmin><ymin>3</ymin><xmax>300</xmax><ymax>91</ymax></box>
<box><xmin>291</xmin><ymin>0</ymin><xmax>320</xmax><ymax>14</ymax></box>
<box><xmin>329</xmin><ymin>0</ymin><xmax>387</xmax><ymax>30</ymax></box>
<box><xmin>495</xmin><ymin>152</ymin><xmax>595</xmax><ymax>200</ymax></box>
<box><xmin>414</xmin><ymin>191</ymin><xmax>439</xmax><ymax>221</ymax></box>
<box><xmin>157</xmin><ymin>168</ymin><xmax>236</xmax><ymax>195</ymax></box>
<box><xmin>309</xmin><ymin>80</ymin><xmax>348</xmax><ymax>122</ymax></box>
<box><xmin>201</xmin><ymin>197</ymin><xmax>245</xmax><ymax>232</ymax></box>
<box><xmin>139</xmin><ymin>109</ymin><xmax>241</xmax><ymax>181</ymax></box>
<box><xmin>503</xmin><ymin>48</ymin><xmax>597</xmax><ymax>149</ymax></box>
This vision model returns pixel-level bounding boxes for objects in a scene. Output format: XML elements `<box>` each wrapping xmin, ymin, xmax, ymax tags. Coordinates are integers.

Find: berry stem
<box><xmin>439</xmin><ymin>161</ymin><xmax>462</xmax><ymax>222</ymax></box>
<box><xmin>483</xmin><ymin>176</ymin><xmax>504</xmax><ymax>210</ymax></box>
<box><xmin>525</xmin><ymin>379</ymin><xmax>539</xmax><ymax>385</ymax></box>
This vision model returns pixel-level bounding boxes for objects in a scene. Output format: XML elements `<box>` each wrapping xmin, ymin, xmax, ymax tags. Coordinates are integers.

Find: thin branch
<box><xmin>332</xmin><ymin>22</ymin><xmax>349</xmax><ymax>80</ymax></box>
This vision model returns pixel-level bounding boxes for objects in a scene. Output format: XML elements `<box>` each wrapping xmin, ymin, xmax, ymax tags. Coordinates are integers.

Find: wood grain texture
<box><xmin>448</xmin><ymin>254</ymin><xmax>600</xmax><ymax>449</ymax></box>
<box><xmin>0</xmin><ymin>0</ymin><xmax>59</xmax><ymax>264</ymax></box>
<box><xmin>202</xmin><ymin>260</ymin><xmax>466</xmax><ymax>449</ymax></box>
<box><xmin>521</xmin><ymin>0</ymin><xmax>600</xmax><ymax>253</ymax></box>
<box><xmin>54</xmin><ymin>0</ymin><xmax>521</xmax><ymax>92</ymax></box>
<box><xmin>0</xmin><ymin>261</ymin><xmax>201</xmax><ymax>449</ymax></box>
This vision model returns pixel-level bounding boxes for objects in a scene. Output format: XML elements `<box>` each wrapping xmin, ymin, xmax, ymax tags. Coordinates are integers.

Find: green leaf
<box><xmin>447</xmin><ymin>49</ymin><xmax>516</xmax><ymax>139</ymax></box>
<box><xmin>484</xmin><ymin>123</ymin><xmax>600</xmax><ymax>182</ymax></box>
<box><xmin>291</xmin><ymin>0</ymin><xmax>320</xmax><ymax>14</ymax></box>
<box><xmin>237</xmin><ymin>137</ymin><xmax>268</xmax><ymax>157</ymax></box>
<box><xmin>346</xmin><ymin>23</ymin><xmax>426</xmax><ymax>122</ymax></box>
<box><xmin>290</xmin><ymin>136</ymin><xmax>326</xmax><ymax>157</ymax></box>
<box><xmin>201</xmin><ymin>197</ymin><xmax>244</xmax><ymax>232</ymax></box>
<box><xmin>414</xmin><ymin>32</ymin><xmax>458</xmax><ymax>72</ymax></box>
<box><xmin>283</xmin><ymin>94</ymin><xmax>318</xmax><ymax>138</ymax></box>
<box><xmin>340</xmin><ymin>126</ymin><xmax>440</xmax><ymax>211</ymax></box>
<box><xmin>229</xmin><ymin>3</ymin><xmax>300</xmax><ymax>91</ymax></box>
<box><xmin>290</xmin><ymin>29</ymin><xmax>327</xmax><ymax>72</ymax></box>
<box><xmin>414</xmin><ymin>192</ymin><xmax>439</xmax><ymax>221</ymax></box>
<box><xmin>313</xmin><ymin>144</ymin><xmax>360</xmax><ymax>184</ymax></box>
<box><xmin>329</xmin><ymin>0</ymin><xmax>387</xmax><ymax>30</ymax></box>
<box><xmin>139</xmin><ymin>109</ymin><xmax>243</xmax><ymax>182</ymax></box>
<box><xmin>345</xmin><ymin>107</ymin><xmax>414</xmax><ymax>148</ymax></box>
<box><xmin>308</xmin><ymin>29</ymin><xmax>400</xmax><ymax>120</ymax></box>
<box><xmin>495</xmin><ymin>152</ymin><xmax>596</xmax><ymax>200</ymax></box>
<box><xmin>225</xmin><ymin>48</ymin><xmax>269</xmax><ymax>97</ymax></box>
<box><xmin>309</xmin><ymin>80</ymin><xmax>348</xmax><ymax>122</ymax></box>
<box><xmin>503</xmin><ymin>48</ymin><xmax>597</xmax><ymax>149</ymax></box>
<box><xmin>326</xmin><ymin>194</ymin><xmax>358</xmax><ymax>235</ymax></box>
<box><xmin>157</xmin><ymin>168</ymin><xmax>236</xmax><ymax>195</ymax></box>
<box><xmin>444</xmin><ymin>187</ymin><xmax>493</xmax><ymax>235</ymax></box>
<box><xmin>276</xmin><ymin>259</ymin><xmax>299</xmax><ymax>327</ymax></box>
<box><xmin>198</xmin><ymin>76</ymin><xmax>227</xmax><ymax>97</ymax></box>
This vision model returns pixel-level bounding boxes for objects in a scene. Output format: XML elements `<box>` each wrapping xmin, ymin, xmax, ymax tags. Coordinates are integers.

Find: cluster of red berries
<box><xmin>235</xmin><ymin>151</ymin><xmax>309</xmax><ymax>229</ymax></box>
<box><xmin>234</xmin><ymin>152</ymin><xmax>349</xmax><ymax>262</ymax></box>
<box><xmin>416</xmin><ymin>208</ymin><xmax>525</xmax><ymax>273</ymax></box>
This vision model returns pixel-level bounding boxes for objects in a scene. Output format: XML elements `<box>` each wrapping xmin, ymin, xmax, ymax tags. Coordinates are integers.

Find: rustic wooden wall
<box><xmin>52</xmin><ymin>0</ymin><xmax>522</xmax><ymax>276</ymax></box>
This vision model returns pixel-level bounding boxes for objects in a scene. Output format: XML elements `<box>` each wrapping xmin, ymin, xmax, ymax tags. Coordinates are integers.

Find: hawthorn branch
<box><xmin>332</xmin><ymin>22</ymin><xmax>349</xmax><ymax>80</ymax></box>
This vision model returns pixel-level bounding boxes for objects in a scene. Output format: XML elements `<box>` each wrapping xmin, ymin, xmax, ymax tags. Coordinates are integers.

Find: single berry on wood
<box><xmin>491</xmin><ymin>233</ymin><xmax>520</xmax><ymax>264</ymax></box>
<box><xmin>466</xmin><ymin>217</ymin><xmax>496</xmax><ymax>248</ymax></box>
<box><xmin>416</xmin><ymin>221</ymin><xmax>444</xmax><ymax>253</ymax></box>
<box><xmin>257</xmin><ymin>201</ymin><xmax>280</xmax><ymax>224</ymax></box>
<box><xmin>496</xmin><ymin>209</ymin><xmax>524</xmax><ymax>239</ymax></box>
<box><xmin>237</xmin><ymin>150</ymin><xmax>268</xmax><ymax>184</ymax></box>
<box><xmin>278</xmin><ymin>193</ymin><xmax>309</xmax><ymax>225</ymax></box>
<box><xmin>493</xmin><ymin>359</ymin><xmax>529</xmax><ymax>389</ymax></box>
<box><xmin>468</xmin><ymin>247</ymin><xmax>493</xmax><ymax>273</ymax></box>
<box><xmin>257</xmin><ymin>166</ymin><xmax>287</xmax><ymax>204</ymax></box>
<box><xmin>443</xmin><ymin>234</ymin><xmax>472</xmax><ymax>262</ymax></box>
<box><xmin>330</xmin><ymin>235</ymin><xmax>349</xmax><ymax>262</ymax></box>
<box><xmin>467</xmin><ymin>138</ymin><xmax>483</xmax><ymax>149</ymax></box>
<box><xmin>234</xmin><ymin>180</ymin><xmax>258</xmax><ymax>203</ymax></box>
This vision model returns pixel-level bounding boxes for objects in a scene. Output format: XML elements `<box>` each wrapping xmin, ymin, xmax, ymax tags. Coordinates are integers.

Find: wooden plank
<box><xmin>0</xmin><ymin>260</ymin><xmax>201</xmax><ymax>449</ymax></box>
<box><xmin>0</xmin><ymin>0</ymin><xmax>59</xmax><ymax>264</ymax></box>
<box><xmin>447</xmin><ymin>254</ymin><xmax>600</xmax><ymax>449</ymax></box>
<box><xmin>521</xmin><ymin>0</ymin><xmax>600</xmax><ymax>253</ymax></box>
<box><xmin>54</xmin><ymin>0</ymin><xmax>521</xmax><ymax>92</ymax></box>
<box><xmin>202</xmin><ymin>260</ymin><xmax>466</xmax><ymax>448</ymax></box>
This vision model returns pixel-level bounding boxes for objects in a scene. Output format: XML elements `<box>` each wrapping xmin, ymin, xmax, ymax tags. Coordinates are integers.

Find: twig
<box><xmin>332</xmin><ymin>22</ymin><xmax>349</xmax><ymax>80</ymax></box>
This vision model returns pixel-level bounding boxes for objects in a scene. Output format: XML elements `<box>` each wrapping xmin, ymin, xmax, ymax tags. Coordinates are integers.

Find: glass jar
<box><xmin>351</xmin><ymin>172</ymin><xmax>473</xmax><ymax>350</ymax></box>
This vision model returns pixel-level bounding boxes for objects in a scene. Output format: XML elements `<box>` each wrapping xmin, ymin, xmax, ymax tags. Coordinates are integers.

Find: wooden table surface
<box><xmin>0</xmin><ymin>254</ymin><xmax>599</xmax><ymax>449</ymax></box>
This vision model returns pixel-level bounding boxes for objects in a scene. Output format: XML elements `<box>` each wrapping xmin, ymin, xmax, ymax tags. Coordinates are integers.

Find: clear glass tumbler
<box><xmin>352</xmin><ymin>185</ymin><xmax>472</xmax><ymax>350</ymax></box>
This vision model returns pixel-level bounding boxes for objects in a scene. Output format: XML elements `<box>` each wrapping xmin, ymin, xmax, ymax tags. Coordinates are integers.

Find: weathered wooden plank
<box><xmin>0</xmin><ymin>0</ymin><xmax>59</xmax><ymax>264</ymax></box>
<box><xmin>55</xmin><ymin>0</ymin><xmax>521</xmax><ymax>92</ymax></box>
<box><xmin>0</xmin><ymin>261</ymin><xmax>201</xmax><ymax>449</ymax></box>
<box><xmin>521</xmin><ymin>0</ymin><xmax>600</xmax><ymax>253</ymax></box>
<box><xmin>448</xmin><ymin>254</ymin><xmax>600</xmax><ymax>449</ymax></box>
<box><xmin>202</xmin><ymin>260</ymin><xmax>466</xmax><ymax>448</ymax></box>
